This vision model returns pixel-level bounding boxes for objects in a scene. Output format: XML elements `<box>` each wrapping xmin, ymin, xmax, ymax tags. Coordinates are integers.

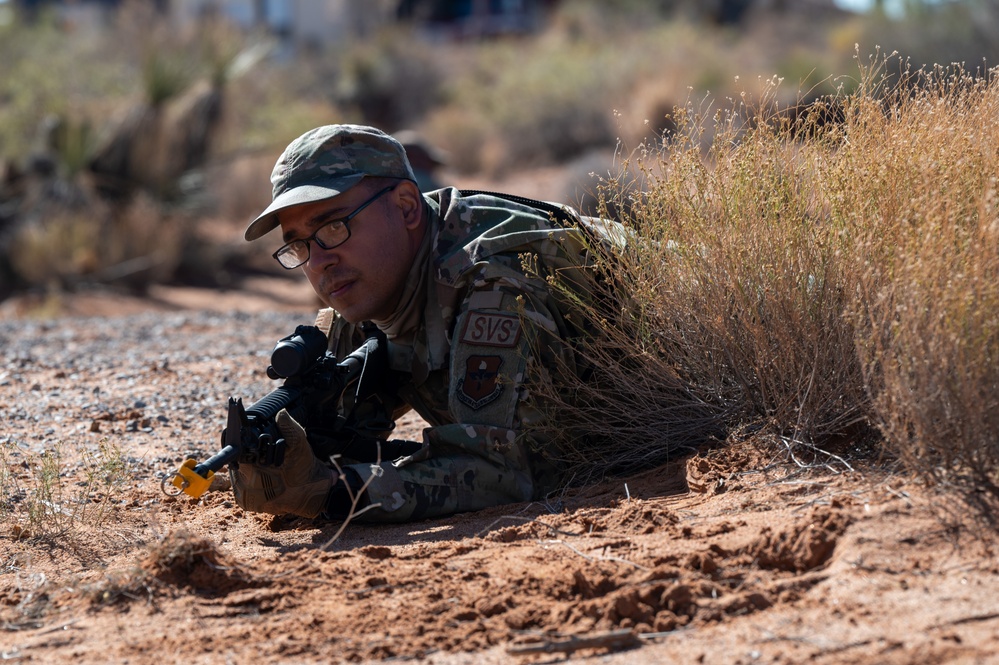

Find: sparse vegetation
<box><xmin>538</xmin><ymin>53</ymin><xmax>999</xmax><ymax>507</ymax></box>
<box><xmin>846</xmin><ymin>58</ymin><xmax>999</xmax><ymax>500</ymax></box>
<box><xmin>1</xmin><ymin>436</ymin><xmax>132</xmax><ymax>540</ymax></box>
<box><xmin>2</xmin><ymin>2</ymin><xmax>999</xmax><ymax>517</ymax></box>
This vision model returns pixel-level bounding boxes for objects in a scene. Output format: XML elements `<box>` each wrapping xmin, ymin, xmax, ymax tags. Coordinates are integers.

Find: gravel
<box><xmin>0</xmin><ymin>310</ymin><xmax>314</xmax><ymax>474</ymax></box>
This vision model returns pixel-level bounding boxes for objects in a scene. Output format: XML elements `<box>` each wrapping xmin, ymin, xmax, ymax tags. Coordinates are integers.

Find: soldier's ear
<box><xmin>396</xmin><ymin>180</ymin><xmax>423</xmax><ymax>229</ymax></box>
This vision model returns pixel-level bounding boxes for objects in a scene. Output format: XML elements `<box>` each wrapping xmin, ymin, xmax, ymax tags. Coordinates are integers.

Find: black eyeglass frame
<box><xmin>272</xmin><ymin>185</ymin><xmax>397</xmax><ymax>270</ymax></box>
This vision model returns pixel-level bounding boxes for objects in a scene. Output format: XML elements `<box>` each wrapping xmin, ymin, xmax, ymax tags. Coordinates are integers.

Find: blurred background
<box><xmin>1</xmin><ymin>0</ymin><xmax>997</xmax><ymax>313</ymax></box>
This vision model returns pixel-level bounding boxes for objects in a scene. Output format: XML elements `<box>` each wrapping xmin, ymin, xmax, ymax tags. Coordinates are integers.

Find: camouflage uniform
<box><xmin>322</xmin><ymin>188</ymin><xmax>626</xmax><ymax>522</ymax></box>
<box><xmin>238</xmin><ymin>124</ymin><xmax>626</xmax><ymax>522</ymax></box>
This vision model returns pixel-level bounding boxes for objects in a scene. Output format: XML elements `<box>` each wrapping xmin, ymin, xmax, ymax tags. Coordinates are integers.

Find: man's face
<box><xmin>276</xmin><ymin>181</ymin><xmax>419</xmax><ymax>323</ymax></box>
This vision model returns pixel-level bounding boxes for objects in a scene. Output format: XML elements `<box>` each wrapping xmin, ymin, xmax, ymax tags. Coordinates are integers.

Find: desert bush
<box><xmin>331</xmin><ymin>27</ymin><xmax>444</xmax><ymax>132</ymax></box>
<box><xmin>216</xmin><ymin>66</ymin><xmax>336</xmax><ymax>158</ymax></box>
<box><xmin>640</xmin><ymin>91</ymin><xmax>868</xmax><ymax>445</ymax></box>
<box><xmin>526</xmin><ymin>245</ymin><xmax>730</xmax><ymax>482</ymax></box>
<box><xmin>7</xmin><ymin>206</ymin><xmax>106</xmax><ymax>288</ymax></box>
<box><xmin>539</xmin><ymin>53</ymin><xmax>999</xmax><ymax>503</ymax></box>
<box><xmin>842</xmin><ymin>58</ymin><xmax>999</xmax><ymax>497</ymax></box>
<box><xmin>8</xmin><ymin>192</ymin><xmax>193</xmax><ymax>293</ymax></box>
<box><xmin>530</xmin><ymin>72</ymin><xmax>862</xmax><ymax>478</ymax></box>
<box><xmin>432</xmin><ymin>37</ymin><xmax>620</xmax><ymax>176</ymax></box>
<box><xmin>0</xmin><ymin>15</ymin><xmax>133</xmax><ymax>160</ymax></box>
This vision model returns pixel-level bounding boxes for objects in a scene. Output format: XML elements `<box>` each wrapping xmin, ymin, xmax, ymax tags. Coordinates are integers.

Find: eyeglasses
<box><xmin>272</xmin><ymin>185</ymin><xmax>396</xmax><ymax>269</ymax></box>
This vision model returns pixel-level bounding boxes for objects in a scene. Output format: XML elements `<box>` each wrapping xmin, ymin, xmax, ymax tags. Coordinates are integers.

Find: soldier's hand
<box><xmin>230</xmin><ymin>408</ymin><xmax>337</xmax><ymax>518</ymax></box>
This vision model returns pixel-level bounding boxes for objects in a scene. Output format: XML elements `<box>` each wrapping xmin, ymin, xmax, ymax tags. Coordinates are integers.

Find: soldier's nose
<box><xmin>308</xmin><ymin>244</ymin><xmax>339</xmax><ymax>270</ymax></box>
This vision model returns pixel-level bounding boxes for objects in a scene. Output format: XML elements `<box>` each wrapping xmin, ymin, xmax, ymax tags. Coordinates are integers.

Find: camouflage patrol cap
<box><xmin>244</xmin><ymin>124</ymin><xmax>416</xmax><ymax>241</ymax></box>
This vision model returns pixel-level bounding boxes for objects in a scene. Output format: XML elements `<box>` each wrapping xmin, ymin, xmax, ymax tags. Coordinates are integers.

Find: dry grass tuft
<box><xmin>141</xmin><ymin>529</ymin><xmax>253</xmax><ymax>593</ymax></box>
<box><xmin>540</xmin><ymin>54</ymin><xmax>999</xmax><ymax>507</ymax></box>
<box><xmin>81</xmin><ymin>566</ymin><xmax>156</xmax><ymax>608</ymax></box>
<box><xmin>78</xmin><ymin>530</ymin><xmax>254</xmax><ymax>607</ymax></box>
<box><xmin>1</xmin><ymin>437</ymin><xmax>132</xmax><ymax>540</ymax></box>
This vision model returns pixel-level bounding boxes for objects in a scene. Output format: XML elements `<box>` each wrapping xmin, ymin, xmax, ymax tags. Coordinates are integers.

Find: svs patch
<box><xmin>457</xmin><ymin>355</ymin><xmax>503</xmax><ymax>409</ymax></box>
<box><xmin>460</xmin><ymin>312</ymin><xmax>521</xmax><ymax>347</ymax></box>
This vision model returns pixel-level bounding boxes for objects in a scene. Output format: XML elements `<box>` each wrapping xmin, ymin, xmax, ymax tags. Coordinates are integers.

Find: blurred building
<box><xmin>396</xmin><ymin>0</ymin><xmax>557</xmax><ymax>39</ymax></box>
<box><xmin>8</xmin><ymin>0</ymin><xmax>558</xmax><ymax>43</ymax></box>
<box><xmin>7</xmin><ymin>0</ymin><xmax>848</xmax><ymax>45</ymax></box>
<box><xmin>169</xmin><ymin>0</ymin><xmax>392</xmax><ymax>44</ymax></box>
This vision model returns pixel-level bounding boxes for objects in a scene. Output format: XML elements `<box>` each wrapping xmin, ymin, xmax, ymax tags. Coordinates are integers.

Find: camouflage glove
<box><xmin>230</xmin><ymin>409</ymin><xmax>336</xmax><ymax>518</ymax></box>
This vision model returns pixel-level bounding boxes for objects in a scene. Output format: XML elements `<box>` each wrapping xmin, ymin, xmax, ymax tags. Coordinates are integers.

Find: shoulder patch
<box><xmin>460</xmin><ymin>311</ymin><xmax>521</xmax><ymax>347</ymax></box>
<box><xmin>457</xmin><ymin>355</ymin><xmax>504</xmax><ymax>409</ymax></box>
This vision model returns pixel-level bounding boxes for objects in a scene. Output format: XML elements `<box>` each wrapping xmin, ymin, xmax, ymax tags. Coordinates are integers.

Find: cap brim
<box><xmin>243</xmin><ymin>174</ymin><xmax>367</xmax><ymax>241</ymax></box>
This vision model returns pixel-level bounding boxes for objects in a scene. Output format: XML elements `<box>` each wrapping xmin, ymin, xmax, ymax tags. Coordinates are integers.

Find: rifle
<box><xmin>167</xmin><ymin>322</ymin><xmax>390</xmax><ymax>499</ymax></box>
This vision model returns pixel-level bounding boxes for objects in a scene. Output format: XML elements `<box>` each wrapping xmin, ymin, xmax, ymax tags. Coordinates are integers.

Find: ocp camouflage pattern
<box><xmin>322</xmin><ymin>187</ymin><xmax>627</xmax><ymax>522</ymax></box>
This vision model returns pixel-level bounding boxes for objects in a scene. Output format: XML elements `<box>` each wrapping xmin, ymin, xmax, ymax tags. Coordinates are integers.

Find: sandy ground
<box><xmin>3</xmin><ymin>162</ymin><xmax>999</xmax><ymax>664</ymax></box>
<box><xmin>1</xmin><ymin>287</ymin><xmax>998</xmax><ymax>665</ymax></box>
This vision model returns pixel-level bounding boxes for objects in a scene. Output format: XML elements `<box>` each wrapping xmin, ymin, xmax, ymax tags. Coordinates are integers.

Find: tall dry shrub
<box><xmin>843</xmin><ymin>59</ymin><xmax>999</xmax><ymax>497</ymax></box>
<box><xmin>533</xmin><ymin>77</ymin><xmax>876</xmax><ymax>481</ymax></box>
<box><xmin>640</xmin><ymin>86</ymin><xmax>870</xmax><ymax>445</ymax></box>
<box><xmin>541</xmin><ymin>56</ymin><xmax>999</xmax><ymax>502</ymax></box>
<box><xmin>523</xmin><ymin>209</ymin><xmax>728</xmax><ymax>483</ymax></box>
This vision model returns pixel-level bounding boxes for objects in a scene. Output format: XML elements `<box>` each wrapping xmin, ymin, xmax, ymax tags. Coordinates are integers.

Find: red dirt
<box><xmin>3</xmin><ymin>165</ymin><xmax>999</xmax><ymax>663</ymax></box>
<box><xmin>4</xmin><ymin>426</ymin><xmax>998</xmax><ymax>664</ymax></box>
<box><xmin>2</xmin><ymin>289</ymin><xmax>998</xmax><ymax>665</ymax></box>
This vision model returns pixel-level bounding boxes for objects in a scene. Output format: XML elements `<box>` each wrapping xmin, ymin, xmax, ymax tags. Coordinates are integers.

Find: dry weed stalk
<box><xmin>321</xmin><ymin>443</ymin><xmax>384</xmax><ymax>549</ymax></box>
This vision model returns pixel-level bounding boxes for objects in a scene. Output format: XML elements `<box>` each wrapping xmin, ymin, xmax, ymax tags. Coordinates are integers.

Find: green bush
<box><xmin>427</xmin><ymin>37</ymin><xmax>627</xmax><ymax>176</ymax></box>
<box><xmin>331</xmin><ymin>27</ymin><xmax>443</xmax><ymax>131</ymax></box>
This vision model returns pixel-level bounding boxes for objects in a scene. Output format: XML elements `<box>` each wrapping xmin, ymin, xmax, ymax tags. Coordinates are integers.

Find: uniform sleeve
<box><xmin>335</xmin><ymin>277</ymin><xmax>575</xmax><ymax>523</ymax></box>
